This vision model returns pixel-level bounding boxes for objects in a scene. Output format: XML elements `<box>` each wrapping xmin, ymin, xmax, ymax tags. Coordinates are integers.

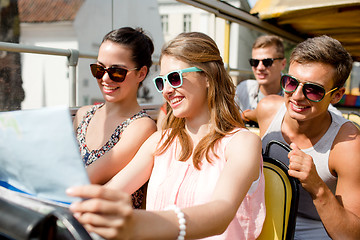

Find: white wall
<box><xmin>74</xmin><ymin>0</ymin><xmax>164</xmax><ymax>107</ymax></box>
<box><xmin>158</xmin><ymin>1</ymin><xmax>226</xmax><ymax>50</ymax></box>
<box><xmin>19</xmin><ymin>0</ymin><xmax>258</xmax><ymax>110</ymax></box>
<box><xmin>20</xmin><ymin>22</ymin><xmax>77</xmax><ymax>109</ymax></box>
<box><xmin>19</xmin><ymin>0</ymin><xmax>164</xmax><ymax>109</ymax></box>
<box><xmin>158</xmin><ymin>0</ymin><xmax>257</xmax><ymax>84</ymax></box>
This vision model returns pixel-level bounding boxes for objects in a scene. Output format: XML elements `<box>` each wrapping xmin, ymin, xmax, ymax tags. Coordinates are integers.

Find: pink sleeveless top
<box><xmin>147</xmin><ymin>128</ymin><xmax>266</xmax><ymax>239</ymax></box>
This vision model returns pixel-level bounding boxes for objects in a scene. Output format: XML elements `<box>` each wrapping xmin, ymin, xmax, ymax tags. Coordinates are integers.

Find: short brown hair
<box><xmin>253</xmin><ymin>35</ymin><xmax>284</xmax><ymax>58</ymax></box>
<box><xmin>290</xmin><ymin>35</ymin><xmax>353</xmax><ymax>89</ymax></box>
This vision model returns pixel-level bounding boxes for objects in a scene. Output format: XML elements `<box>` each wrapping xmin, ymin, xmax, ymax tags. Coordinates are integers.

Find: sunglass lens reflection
<box><xmin>90</xmin><ymin>64</ymin><xmax>128</xmax><ymax>82</ymax></box>
<box><xmin>249</xmin><ymin>58</ymin><xmax>274</xmax><ymax>68</ymax></box>
<box><xmin>155</xmin><ymin>78</ymin><xmax>164</xmax><ymax>91</ymax></box>
<box><xmin>108</xmin><ymin>68</ymin><xmax>127</xmax><ymax>82</ymax></box>
<box><xmin>283</xmin><ymin>76</ymin><xmax>298</xmax><ymax>92</ymax></box>
<box><xmin>282</xmin><ymin>75</ymin><xmax>326</xmax><ymax>102</ymax></box>
<box><xmin>303</xmin><ymin>85</ymin><xmax>325</xmax><ymax>101</ymax></box>
<box><xmin>154</xmin><ymin>72</ymin><xmax>182</xmax><ymax>92</ymax></box>
<box><xmin>90</xmin><ymin>65</ymin><xmax>104</xmax><ymax>79</ymax></box>
<box><xmin>168</xmin><ymin>72</ymin><xmax>181</xmax><ymax>87</ymax></box>
<box><xmin>249</xmin><ymin>59</ymin><xmax>259</xmax><ymax>67</ymax></box>
<box><xmin>262</xmin><ymin>59</ymin><xmax>273</xmax><ymax>67</ymax></box>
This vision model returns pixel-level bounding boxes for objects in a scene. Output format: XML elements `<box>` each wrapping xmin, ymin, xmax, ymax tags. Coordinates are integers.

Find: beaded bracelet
<box><xmin>166</xmin><ymin>205</ymin><xmax>186</xmax><ymax>240</ymax></box>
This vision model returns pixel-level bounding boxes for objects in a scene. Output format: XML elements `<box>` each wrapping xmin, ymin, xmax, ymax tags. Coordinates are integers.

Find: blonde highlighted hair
<box><xmin>156</xmin><ymin>32</ymin><xmax>244</xmax><ymax>169</ymax></box>
<box><xmin>253</xmin><ymin>35</ymin><xmax>284</xmax><ymax>58</ymax></box>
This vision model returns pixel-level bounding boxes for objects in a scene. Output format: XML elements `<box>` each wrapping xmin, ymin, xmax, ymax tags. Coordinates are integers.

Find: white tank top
<box><xmin>261</xmin><ymin>103</ymin><xmax>349</xmax><ymax>220</ymax></box>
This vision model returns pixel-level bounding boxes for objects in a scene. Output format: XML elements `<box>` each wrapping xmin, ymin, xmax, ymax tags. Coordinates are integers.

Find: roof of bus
<box><xmin>250</xmin><ymin>0</ymin><xmax>360</xmax><ymax>61</ymax></box>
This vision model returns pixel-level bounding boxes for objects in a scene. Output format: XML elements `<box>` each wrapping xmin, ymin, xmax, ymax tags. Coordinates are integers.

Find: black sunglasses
<box><xmin>90</xmin><ymin>64</ymin><xmax>137</xmax><ymax>82</ymax></box>
<box><xmin>249</xmin><ymin>58</ymin><xmax>283</xmax><ymax>68</ymax></box>
<box><xmin>281</xmin><ymin>74</ymin><xmax>338</xmax><ymax>102</ymax></box>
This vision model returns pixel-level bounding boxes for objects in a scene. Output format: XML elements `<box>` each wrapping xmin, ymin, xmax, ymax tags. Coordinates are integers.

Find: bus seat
<box><xmin>342</xmin><ymin>111</ymin><xmax>360</xmax><ymax>129</ymax></box>
<box><xmin>258</xmin><ymin>140</ymin><xmax>299</xmax><ymax>240</ymax></box>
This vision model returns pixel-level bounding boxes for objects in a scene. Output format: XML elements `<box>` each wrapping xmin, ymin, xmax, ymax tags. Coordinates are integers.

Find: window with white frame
<box><xmin>183</xmin><ymin>14</ymin><xmax>191</xmax><ymax>32</ymax></box>
<box><xmin>161</xmin><ymin>14</ymin><xmax>169</xmax><ymax>34</ymax></box>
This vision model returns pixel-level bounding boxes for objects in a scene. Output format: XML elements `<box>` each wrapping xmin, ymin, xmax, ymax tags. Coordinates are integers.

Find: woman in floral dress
<box><xmin>73</xmin><ymin>27</ymin><xmax>157</xmax><ymax>208</ymax></box>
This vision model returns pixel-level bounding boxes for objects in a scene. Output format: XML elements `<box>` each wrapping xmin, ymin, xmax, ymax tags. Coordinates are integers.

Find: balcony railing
<box><xmin>0</xmin><ymin>41</ymin><xmax>97</xmax><ymax>107</ymax></box>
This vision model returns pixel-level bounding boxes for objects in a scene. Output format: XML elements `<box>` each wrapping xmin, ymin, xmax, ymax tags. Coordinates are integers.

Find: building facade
<box><xmin>17</xmin><ymin>0</ymin><xmax>258</xmax><ymax>110</ymax></box>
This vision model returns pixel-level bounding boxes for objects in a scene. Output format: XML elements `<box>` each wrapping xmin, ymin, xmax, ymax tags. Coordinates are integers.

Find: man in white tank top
<box><xmin>248</xmin><ymin>36</ymin><xmax>360</xmax><ymax>239</ymax></box>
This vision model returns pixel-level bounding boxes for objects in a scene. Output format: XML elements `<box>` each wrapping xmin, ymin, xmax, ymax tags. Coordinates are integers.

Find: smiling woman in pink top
<box><xmin>67</xmin><ymin>32</ymin><xmax>265</xmax><ymax>240</ymax></box>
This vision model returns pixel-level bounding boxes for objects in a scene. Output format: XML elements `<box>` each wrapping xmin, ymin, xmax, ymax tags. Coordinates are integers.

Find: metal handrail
<box><xmin>0</xmin><ymin>41</ymin><xmax>97</xmax><ymax>107</ymax></box>
<box><xmin>0</xmin><ymin>41</ymin><xmax>254</xmax><ymax>108</ymax></box>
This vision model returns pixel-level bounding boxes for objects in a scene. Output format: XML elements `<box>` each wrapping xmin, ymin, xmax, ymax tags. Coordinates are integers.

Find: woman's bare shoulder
<box><xmin>75</xmin><ymin>105</ymin><xmax>93</xmax><ymax>117</ymax></box>
<box><xmin>73</xmin><ymin>105</ymin><xmax>93</xmax><ymax>127</ymax></box>
<box><xmin>231</xmin><ymin>129</ymin><xmax>261</xmax><ymax>146</ymax></box>
<box><xmin>121</xmin><ymin>116</ymin><xmax>157</xmax><ymax>140</ymax></box>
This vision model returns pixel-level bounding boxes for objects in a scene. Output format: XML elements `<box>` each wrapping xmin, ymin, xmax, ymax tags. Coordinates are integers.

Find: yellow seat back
<box><xmin>342</xmin><ymin>112</ymin><xmax>360</xmax><ymax>129</ymax></box>
<box><xmin>258</xmin><ymin>141</ymin><xmax>299</xmax><ymax>240</ymax></box>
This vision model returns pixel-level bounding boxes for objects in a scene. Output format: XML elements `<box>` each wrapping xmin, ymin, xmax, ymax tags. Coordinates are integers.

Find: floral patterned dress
<box><xmin>76</xmin><ymin>103</ymin><xmax>150</xmax><ymax>209</ymax></box>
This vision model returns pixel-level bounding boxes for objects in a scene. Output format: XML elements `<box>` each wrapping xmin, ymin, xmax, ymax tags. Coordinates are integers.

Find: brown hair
<box><xmin>253</xmin><ymin>35</ymin><xmax>284</xmax><ymax>58</ymax></box>
<box><xmin>156</xmin><ymin>32</ymin><xmax>244</xmax><ymax>170</ymax></box>
<box><xmin>102</xmin><ymin>27</ymin><xmax>154</xmax><ymax>78</ymax></box>
<box><xmin>290</xmin><ymin>35</ymin><xmax>353</xmax><ymax>89</ymax></box>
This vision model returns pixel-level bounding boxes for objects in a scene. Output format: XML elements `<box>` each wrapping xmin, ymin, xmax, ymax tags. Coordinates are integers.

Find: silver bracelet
<box><xmin>166</xmin><ymin>205</ymin><xmax>186</xmax><ymax>240</ymax></box>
